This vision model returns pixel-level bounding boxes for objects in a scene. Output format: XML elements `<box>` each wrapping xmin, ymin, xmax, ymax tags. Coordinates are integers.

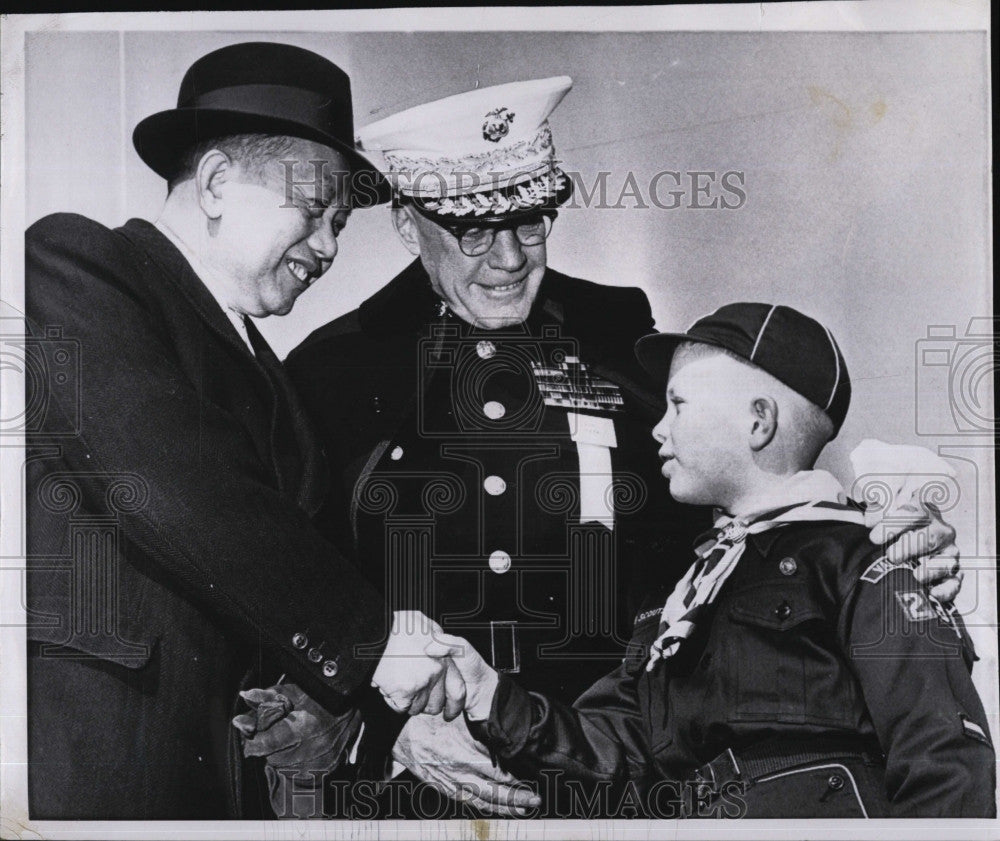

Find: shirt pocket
<box><xmin>725</xmin><ymin>579</ymin><xmax>859</xmax><ymax>727</ymax></box>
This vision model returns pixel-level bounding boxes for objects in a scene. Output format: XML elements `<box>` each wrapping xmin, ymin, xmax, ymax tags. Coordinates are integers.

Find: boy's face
<box><xmin>651</xmin><ymin>350</ymin><xmax>752</xmax><ymax>508</ymax></box>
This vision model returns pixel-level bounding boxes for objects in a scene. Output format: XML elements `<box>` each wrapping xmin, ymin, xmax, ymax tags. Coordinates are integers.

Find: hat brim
<box><xmin>133</xmin><ymin>108</ymin><xmax>392</xmax><ymax>207</ymax></box>
<box><xmin>407</xmin><ymin>168</ymin><xmax>573</xmax><ymax>224</ymax></box>
<box><xmin>635</xmin><ymin>332</ymin><xmax>738</xmax><ymax>390</ymax></box>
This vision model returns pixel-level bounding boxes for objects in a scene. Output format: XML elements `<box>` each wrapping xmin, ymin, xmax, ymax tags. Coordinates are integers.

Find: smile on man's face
<box><xmin>406</xmin><ymin>208</ymin><xmax>547</xmax><ymax>329</ymax></box>
<box><xmin>212</xmin><ymin>139</ymin><xmax>352</xmax><ymax>317</ymax></box>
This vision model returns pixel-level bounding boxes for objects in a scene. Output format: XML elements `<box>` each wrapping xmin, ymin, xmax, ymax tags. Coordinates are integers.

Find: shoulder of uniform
<box><xmin>542</xmin><ymin>268</ymin><xmax>654</xmax><ymax>333</ymax></box>
<box><xmin>285</xmin><ymin>308</ymin><xmax>365</xmax><ymax>367</ymax></box>
<box><xmin>762</xmin><ymin>521</ymin><xmax>874</xmax><ymax>584</ymax></box>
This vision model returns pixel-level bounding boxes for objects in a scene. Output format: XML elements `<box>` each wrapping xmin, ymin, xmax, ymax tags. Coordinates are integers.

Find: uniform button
<box><xmin>774</xmin><ymin>602</ymin><xmax>792</xmax><ymax>620</ymax></box>
<box><xmin>779</xmin><ymin>557</ymin><xmax>798</xmax><ymax>576</ymax></box>
<box><xmin>483</xmin><ymin>400</ymin><xmax>506</xmax><ymax>420</ymax></box>
<box><xmin>292</xmin><ymin>633</ymin><xmax>308</xmax><ymax>650</ymax></box>
<box><xmin>476</xmin><ymin>340</ymin><xmax>497</xmax><ymax>359</ymax></box>
<box><xmin>484</xmin><ymin>475</ymin><xmax>507</xmax><ymax>496</ymax></box>
<box><xmin>322</xmin><ymin>659</ymin><xmax>339</xmax><ymax>678</ymax></box>
<box><xmin>489</xmin><ymin>550</ymin><xmax>512</xmax><ymax>574</ymax></box>
<box><xmin>390</xmin><ymin>446</ymin><xmax>404</xmax><ymax>461</ymax></box>
<box><xmin>827</xmin><ymin>774</ymin><xmax>845</xmax><ymax>791</ymax></box>
<box><xmin>371</xmin><ymin>396</ymin><xmax>383</xmax><ymax>414</ymax></box>
<box><xmin>307</xmin><ymin>647</ymin><xmax>323</xmax><ymax>663</ymax></box>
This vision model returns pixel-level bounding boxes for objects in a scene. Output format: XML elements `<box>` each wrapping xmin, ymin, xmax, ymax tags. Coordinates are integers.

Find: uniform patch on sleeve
<box><xmin>860</xmin><ymin>556</ymin><xmax>908</xmax><ymax>584</ymax></box>
<box><xmin>634</xmin><ymin>607</ymin><xmax>662</xmax><ymax>626</ymax></box>
<box><xmin>894</xmin><ymin>589</ymin><xmax>937</xmax><ymax>622</ymax></box>
<box><xmin>960</xmin><ymin>714</ymin><xmax>993</xmax><ymax>747</ymax></box>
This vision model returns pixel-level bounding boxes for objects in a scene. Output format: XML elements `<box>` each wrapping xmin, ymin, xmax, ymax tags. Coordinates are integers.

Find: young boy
<box><xmin>442</xmin><ymin>302</ymin><xmax>996</xmax><ymax>818</ymax></box>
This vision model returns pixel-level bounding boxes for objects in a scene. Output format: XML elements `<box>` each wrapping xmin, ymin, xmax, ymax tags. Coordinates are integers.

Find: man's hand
<box><xmin>393</xmin><ymin>712</ymin><xmax>541</xmax><ymax>817</ymax></box>
<box><xmin>428</xmin><ymin>632</ymin><xmax>500</xmax><ymax>722</ymax></box>
<box><xmin>371</xmin><ymin>611</ymin><xmax>466</xmax><ymax>719</ymax></box>
<box><xmin>232</xmin><ymin>682</ymin><xmax>361</xmax><ymax>818</ymax></box>
<box><xmin>867</xmin><ymin>498</ymin><xmax>961</xmax><ymax>603</ymax></box>
<box><xmin>851</xmin><ymin>439</ymin><xmax>963</xmax><ymax>604</ymax></box>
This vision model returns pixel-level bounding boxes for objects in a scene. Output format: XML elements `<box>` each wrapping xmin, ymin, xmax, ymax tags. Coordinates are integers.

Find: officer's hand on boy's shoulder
<box><xmin>866</xmin><ymin>497</ymin><xmax>961</xmax><ymax>604</ymax></box>
<box><xmin>851</xmin><ymin>439</ymin><xmax>963</xmax><ymax>605</ymax></box>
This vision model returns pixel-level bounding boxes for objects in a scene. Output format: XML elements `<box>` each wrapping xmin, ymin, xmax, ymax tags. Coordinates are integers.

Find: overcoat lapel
<box><xmin>118</xmin><ymin>219</ymin><xmax>327</xmax><ymax>516</ymax></box>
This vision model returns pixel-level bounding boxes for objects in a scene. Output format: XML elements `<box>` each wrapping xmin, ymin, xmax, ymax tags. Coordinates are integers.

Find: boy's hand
<box><xmin>426</xmin><ymin>633</ymin><xmax>500</xmax><ymax>721</ymax></box>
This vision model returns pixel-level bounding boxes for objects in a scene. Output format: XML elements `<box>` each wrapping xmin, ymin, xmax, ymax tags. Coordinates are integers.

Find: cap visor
<box><xmin>634</xmin><ymin>332</ymin><xmax>740</xmax><ymax>389</ymax></box>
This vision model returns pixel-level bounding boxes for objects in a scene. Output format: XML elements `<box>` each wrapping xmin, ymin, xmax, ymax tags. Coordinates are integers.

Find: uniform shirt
<box><xmin>354</xmin><ymin>309</ymin><xmax>642</xmax><ymax>700</ymax></box>
<box><xmin>471</xmin><ymin>519</ymin><xmax>996</xmax><ymax>817</ymax></box>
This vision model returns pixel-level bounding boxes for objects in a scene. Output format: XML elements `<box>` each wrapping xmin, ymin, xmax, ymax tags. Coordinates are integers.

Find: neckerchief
<box><xmin>646</xmin><ymin>470</ymin><xmax>864</xmax><ymax>671</ymax></box>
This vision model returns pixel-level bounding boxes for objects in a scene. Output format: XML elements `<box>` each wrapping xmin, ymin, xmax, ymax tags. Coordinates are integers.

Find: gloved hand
<box><xmin>392</xmin><ymin>711</ymin><xmax>540</xmax><ymax>817</ymax></box>
<box><xmin>233</xmin><ymin>682</ymin><xmax>362</xmax><ymax>818</ymax></box>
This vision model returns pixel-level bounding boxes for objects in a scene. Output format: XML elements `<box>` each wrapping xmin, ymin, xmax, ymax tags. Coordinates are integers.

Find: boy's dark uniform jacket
<box><xmin>471</xmin><ymin>521</ymin><xmax>997</xmax><ymax>818</ymax></box>
<box><xmin>286</xmin><ymin>259</ymin><xmax>708</xmax><ymax>706</ymax></box>
<box><xmin>24</xmin><ymin>213</ymin><xmax>388</xmax><ymax>819</ymax></box>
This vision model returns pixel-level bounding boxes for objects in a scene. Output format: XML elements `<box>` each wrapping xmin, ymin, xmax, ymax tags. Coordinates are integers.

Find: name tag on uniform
<box><xmin>532</xmin><ymin>356</ymin><xmax>625</xmax><ymax>413</ymax></box>
<box><xmin>568</xmin><ymin>411</ymin><xmax>616</xmax><ymax>530</ymax></box>
<box><xmin>569</xmin><ymin>413</ymin><xmax>618</xmax><ymax>449</ymax></box>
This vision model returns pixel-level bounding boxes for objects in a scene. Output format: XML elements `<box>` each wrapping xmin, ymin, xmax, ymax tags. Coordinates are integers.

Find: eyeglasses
<box><xmin>439</xmin><ymin>212</ymin><xmax>557</xmax><ymax>257</ymax></box>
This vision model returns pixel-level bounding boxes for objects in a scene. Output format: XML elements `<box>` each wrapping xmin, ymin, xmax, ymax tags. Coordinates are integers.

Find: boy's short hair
<box><xmin>673</xmin><ymin>342</ymin><xmax>834</xmax><ymax>462</ymax></box>
<box><xmin>672</xmin><ymin>340</ymin><xmax>835</xmax><ymax>468</ymax></box>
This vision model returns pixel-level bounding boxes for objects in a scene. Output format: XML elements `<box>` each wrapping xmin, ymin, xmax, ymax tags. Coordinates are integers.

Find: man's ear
<box><xmin>195</xmin><ymin>149</ymin><xmax>232</xmax><ymax>221</ymax></box>
<box><xmin>749</xmin><ymin>396</ymin><xmax>778</xmax><ymax>451</ymax></box>
<box><xmin>391</xmin><ymin>205</ymin><xmax>422</xmax><ymax>257</ymax></box>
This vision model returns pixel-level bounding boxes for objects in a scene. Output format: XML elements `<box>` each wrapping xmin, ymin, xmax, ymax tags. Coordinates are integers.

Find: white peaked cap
<box><xmin>357</xmin><ymin>76</ymin><xmax>574</xmax><ymax>218</ymax></box>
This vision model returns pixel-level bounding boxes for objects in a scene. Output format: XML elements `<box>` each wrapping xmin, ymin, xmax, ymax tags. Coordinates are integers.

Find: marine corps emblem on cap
<box><xmin>357</xmin><ymin>76</ymin><xmax>574</xmax><ymax>221</ymax></box>
<box><xmin>483</xmin><ymin>107</ymin><xmax>515</xmax><ymax>142</ymax></box>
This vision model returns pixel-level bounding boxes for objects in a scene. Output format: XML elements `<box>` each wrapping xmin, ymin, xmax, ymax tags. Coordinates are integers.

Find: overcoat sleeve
<box><xmin>838</xmin><ymin>546</ymin><xmax>995</xmax><ymax>817</ymax></box>
<box><xmin>25</xmin><ymin>214</ymin><xmax>389</xmax><ymax>708</ymax></box>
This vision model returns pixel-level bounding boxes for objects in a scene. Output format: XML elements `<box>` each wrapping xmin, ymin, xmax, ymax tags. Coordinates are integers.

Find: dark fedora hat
<box><xmin>133</xmin><ymin>41</ymin><xmax>390</xmax><ymax>206</ymax></box>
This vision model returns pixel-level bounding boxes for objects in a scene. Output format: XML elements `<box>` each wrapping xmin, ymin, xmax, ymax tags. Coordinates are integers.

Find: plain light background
<box><xmin>23</xmin><ymin>29</ymin><xmax>995</xmax><ymax>699</ymax></box>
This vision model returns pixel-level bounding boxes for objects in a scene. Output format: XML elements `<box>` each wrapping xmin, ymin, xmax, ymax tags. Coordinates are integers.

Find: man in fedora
<box><xmin>24</xmin><ymin>41</ymin><xmax>455</xmax><ymax>820</ymax></box>
<box><xmin>283</xmin><ymin>76</ymin><xmax>964</xmax><ymax>815</ymax></box>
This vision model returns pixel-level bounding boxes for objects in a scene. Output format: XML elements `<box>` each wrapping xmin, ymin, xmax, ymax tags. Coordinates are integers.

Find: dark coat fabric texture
<box><xmin>24</xmin><ymin>214</ymin><xmax>388</xmax><ymax>819</ymax></box>
<box><xmin>471</xmin><ymin>521</ymin><xmax>996</xmax><ymax>818</ymax></box>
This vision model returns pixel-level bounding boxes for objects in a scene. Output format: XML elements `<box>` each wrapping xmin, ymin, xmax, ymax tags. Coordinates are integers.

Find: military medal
<box><xmin>531</xmin><ymin>356</ymin><xmax>625</xmax><ymax>413</ymax></box>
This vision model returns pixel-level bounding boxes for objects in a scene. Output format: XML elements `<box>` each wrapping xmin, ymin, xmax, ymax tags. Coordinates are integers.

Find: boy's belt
<box><xmin>691</xmin><ymin>736</ymin><xmax>883</xmax><ymax>793</ymax></box>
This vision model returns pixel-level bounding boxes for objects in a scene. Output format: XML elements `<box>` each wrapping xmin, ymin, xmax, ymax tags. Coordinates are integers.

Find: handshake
<box><xmin>371</xmin><ymin>610</ymin><xmax>499</xmax><ymax>721</ymax></box>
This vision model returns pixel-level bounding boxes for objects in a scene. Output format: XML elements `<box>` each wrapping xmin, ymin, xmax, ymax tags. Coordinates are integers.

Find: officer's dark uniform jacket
<box><xmin>470</xmin><ymin>520</ymin><xmax>996</xmax><ymax>818</ymax></box>
<box><xmin>286</xmin><ymin>259</ymin><xmax>709</xmax><ymax>704</ymax></box>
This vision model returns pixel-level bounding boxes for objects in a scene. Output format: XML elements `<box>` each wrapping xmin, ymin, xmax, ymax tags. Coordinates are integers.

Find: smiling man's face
<box><xmin>396</xmin><ymin>205</ymin><xmax>547</xmax><ymax>329</ymax></box>
<box><xmin>209</xmin><ymin>138</ymin><xmax>351</xmax><ymax>317</ymax></box>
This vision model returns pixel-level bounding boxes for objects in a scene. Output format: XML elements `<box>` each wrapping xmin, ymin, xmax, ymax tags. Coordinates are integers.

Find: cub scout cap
<box><xmin>635</xmin><ymin>303</ymin><xmax>851</xmax><ymax>436</ymax></box>
<box><xmin>357</xmin><ymin>76</ymin><xmax>574</xmax><ymax>221</ymax></box>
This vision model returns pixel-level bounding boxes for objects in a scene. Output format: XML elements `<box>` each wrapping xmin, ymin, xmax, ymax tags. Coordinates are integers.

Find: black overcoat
<box><xmin>24</xmin><ymin>214</ymin><xmax>387</xmax><ymax>819</ymax></box>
